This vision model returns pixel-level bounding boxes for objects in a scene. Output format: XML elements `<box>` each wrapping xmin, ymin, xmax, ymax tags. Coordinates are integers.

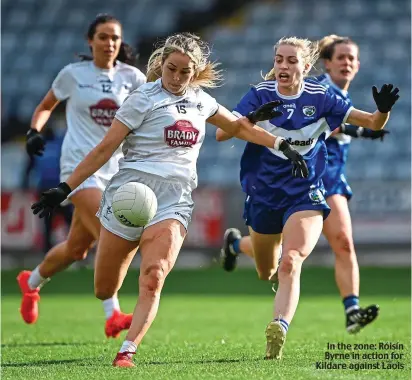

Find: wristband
<box><xmin>58</xmin><ymin>182</ymin><xmax>72</xmax><ymax>195</ymax></box>
<box><xmin>274</xmin><ymin>137</ymin><xmax>285</xmax><ymax>151</ymax></box>
<box><xmin>26</xmin><ymin>129</ymin><xmax>40</xmax><ymax>138</ymax></box>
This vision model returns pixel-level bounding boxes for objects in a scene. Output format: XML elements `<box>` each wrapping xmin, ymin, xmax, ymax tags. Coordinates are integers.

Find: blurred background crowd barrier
<box><xmin>1</xmin><ymin>0</ymin><xmax>410</xmax><ymax>268</ymax></box>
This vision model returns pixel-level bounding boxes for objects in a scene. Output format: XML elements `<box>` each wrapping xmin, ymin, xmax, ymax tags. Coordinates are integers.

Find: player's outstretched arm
<box><xmin>340</xmin><ymin>125</ymin><xmax>390</xmax><ymax>141</ymax></box>
<box><xmin>215</xmin><ymin>128</ymin><xmax>233</xmax><ymax>142</ymax></box>
<box><xmin>211</xmin><ymin>100</ymin><xmax>283</xmax><ymax>144</ymax></box>
<box><xmin>31</xmin><ymin>119</ymin><xmax>129</xmax><ymax>218</ymax></box>
<box><xmin>208</xmin><ymin>103</ymin><xmax>283</xmax><ymax>149</ymax></box>
<box><xmin>26</xmin><ymin>89</ymin><xmax>61</xmax><ymax>157</ymax></box>
<box><xmin>346</xmin><ymin>84</ymin><xmax>399</xmax><ymax>131</ymax></box>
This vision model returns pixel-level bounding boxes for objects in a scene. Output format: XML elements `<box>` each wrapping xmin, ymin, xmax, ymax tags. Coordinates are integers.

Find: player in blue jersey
<box><xmin>220</xmin><ymin>35</ymin><xmax>390</xmax><ymax>336</ymax></box>
<box><xmin>215</xmin><ymin>36</ymin><xmax>399</xmax><ymax>359</ymax></box>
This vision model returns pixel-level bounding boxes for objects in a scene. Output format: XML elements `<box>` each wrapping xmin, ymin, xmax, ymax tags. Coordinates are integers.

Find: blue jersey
<box><xmin>313</xmin><ymin>74</ymin><xmax>354</xmax><ymax>198</ymax></box>
<box><xmin>235</xmin><ymin>80</ymin><xmax>353</xmax><ymax>209</ymax></box>
<box><xmin>33</xmin><ymin>133</ymin><xmax>64</xmax><ymax>189</ymax></box>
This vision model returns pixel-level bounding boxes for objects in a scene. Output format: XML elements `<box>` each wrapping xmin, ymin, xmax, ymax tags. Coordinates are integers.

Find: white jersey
<box><xmin>52</xmin><ymin>60</ymin><xmax>146</xmax><ymax>180</ymax></box>
<box><xmin>115</xmin><ymin>78</ymin><xmax>219</xmax><ymax>189</ymax></box>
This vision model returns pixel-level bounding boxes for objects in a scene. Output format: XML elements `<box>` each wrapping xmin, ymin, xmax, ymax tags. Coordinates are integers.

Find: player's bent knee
<box><xmin>94</xmin><ymin>278</ymin><xmax>117</xmax><ymax>300</ymax></box>
<box><xmin>139</xmin><ymin>264</ymin><xmax>166</xmax><ymax>295</ymax></box>
<box><xmin>256</xmin><ymin>268</ymin><xmax>273</xmax><ymax>281</ymax></box>
<box><xmin>278</xmin><ymin>250</ymin><xmax>304</xmax><ymax>276</ymax></box>
<box><xmin>94</xmin><ymin>286</ymin><xmax>116</xmax><ymax>301</ymax></box>
<box><xmin>66</xmin><ymin>239</ymin><xmax>94</xmax><ymax>261</ymax></box>
<box><xmin>334</xmin><ymin>231</ymin><xmax>354</xmax><ymax>255</ymax></box>
<box><xmin>71</xmin><ymin>250</ymin><xmax>88</xmax><ymax>261</ymax></box>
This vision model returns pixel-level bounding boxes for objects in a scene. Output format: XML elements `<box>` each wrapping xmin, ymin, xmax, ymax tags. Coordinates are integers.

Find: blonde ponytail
<box><xmin>146</xmin><ymin>33</ymin><xmax>223</xmax><ymax>88</ymax></box>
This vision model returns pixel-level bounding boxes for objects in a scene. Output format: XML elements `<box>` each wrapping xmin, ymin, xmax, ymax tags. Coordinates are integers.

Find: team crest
<box><xmin>302</xmin><ymin>106</ymin><xmax>316</xmax><ymax>117</ymax></box>
<box><xmin>197</xmin><ymin>102</ymin><xmax>204</xmax><ymax>115</ymax></box>
<box><xmin>309</xmin><ymin>188</ymin><xmax>324</xmax><ymax>203</ymax></box>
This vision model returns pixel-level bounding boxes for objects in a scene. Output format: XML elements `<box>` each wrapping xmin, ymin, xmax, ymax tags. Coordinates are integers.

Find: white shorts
<box><xmin>60</xmin><ymin>173</ymin><xmax>110</xmax><ymax>199</ymax></box>
<box><xmin>96</xmin><ymin>169</ymin><xmax>194</xmax><ymax>241</ymax></box>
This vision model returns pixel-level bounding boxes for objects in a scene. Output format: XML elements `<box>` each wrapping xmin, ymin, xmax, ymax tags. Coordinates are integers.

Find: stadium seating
<box><xmin>201</xmin><ymin>0</ymin><xmax>411</xmax><ymax>183</ymax></box>
<box><xmin>1</xmin><ymin>0</ymin><xmax>410</xmax><ymax>186</ymax></box>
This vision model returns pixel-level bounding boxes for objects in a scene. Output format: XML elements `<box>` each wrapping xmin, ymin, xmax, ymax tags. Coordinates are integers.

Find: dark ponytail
<box><xmin>77</xmin><ymin>14</ymin><xmax>137</xmax><ymax>65</ymax></box>
<box><xmin>116</xmin><ymin>42</ymin><xmax>138</xmax><ymax>65</ymax></box>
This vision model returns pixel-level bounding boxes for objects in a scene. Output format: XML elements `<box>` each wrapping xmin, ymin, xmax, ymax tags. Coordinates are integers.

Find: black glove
<box><xmin>26</xmin><ymin>129</ymin><xmax>45</xmax><ymax>157</ymax></box>
<box><xmin>279</xmin><ymin>140</ymin><xmax>309</xmax><ymax>178</ymax></box>
<box><xmin>340</xmin><ymin>125</ymin><xmax>390</xmax><ymax>141</ymax></box>
<box><xmin>372</xmin><ymin>84</ymin><xmax>400</xmax><ymax>113</ymax></box>
<box><xmin>31</xmin><ymin>182</ymin><xmax>72</xmax><ymax>218</ymax></box>
<box><xmin>246</xmin><ymin>100</ymin><xmax>283</xmax><ymax>123</ymax></box>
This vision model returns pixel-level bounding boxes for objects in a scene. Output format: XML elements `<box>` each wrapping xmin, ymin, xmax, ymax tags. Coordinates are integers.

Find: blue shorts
<box><xmin>323</xmin><ymin>171</ymin><xmax>353</xmax><ymax>200</ymax></box>
<box><xmin>324</xmin><ymin>139</ymin><xmax>352</xmax><ymax>200</ymax></box>
<box><xmin>243</xmin><ymin>187</ymin><xmax>331</xmax><ymax>235</ymax></box>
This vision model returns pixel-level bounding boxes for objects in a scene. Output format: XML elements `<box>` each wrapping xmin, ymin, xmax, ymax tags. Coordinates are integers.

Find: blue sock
<box><xmin>232</xmin><ymin>238</ymin><xmax>241</xmax><ymax>254</ymax></box>
<box><xmin>274</xmin><ymin>318</ymin><xmax>289</xmax><ymax>334</ymax></box>
<box><xmin>343</xmin><ymin>295</ymin><xmax>359</xmax><ymax>314</ymax></box>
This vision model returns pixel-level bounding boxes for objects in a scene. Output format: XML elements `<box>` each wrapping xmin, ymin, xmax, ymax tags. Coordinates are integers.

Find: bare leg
<box><xmin>248</xmin><ymin>228</ymin><xmax>282</xmax><ymax>280</ymax></box>
<box><xmin>239</xmin><ymin>236</ymin><xmax>254</xmax><ymax>258</ymax></box>
<box><xmin>274</xmin><ymin>211</ymin><xmax>323</xmax><ymax>322</ymax></box>
<box><xmin>323</xmin><ymin>195</ymin><xmax>359</xmax><ymax>298</ymax></box>
<box><xmin>37</xmin><ymin>188</ymin><xmax>102</xmax><ymax>279</ymax></box>
<box><xmin>125</xmin><ymin>220</ymin><xmax>186</xmax><ymax>345</ymax></box>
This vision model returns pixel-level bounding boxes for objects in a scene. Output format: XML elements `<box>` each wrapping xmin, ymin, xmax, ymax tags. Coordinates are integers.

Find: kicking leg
<box><xmin>113</xmin><ymin>219</ymin><xmax>186</xmax><ymax>367</ymax></box>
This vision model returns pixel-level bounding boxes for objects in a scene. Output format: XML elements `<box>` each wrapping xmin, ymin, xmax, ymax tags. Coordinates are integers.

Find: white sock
<box><xmin>28</xmin><ymin>266</ymin><xmax>49</xmax><ymax>289</ymax></box>
<box><xmin>102</xmin><ymin>296</ymin><xmax>120</xmax><ymax>319</ymax></box>
<box><xmin>119</xmin><ymin>340</ymin><xmax>137</xmax><ymax>353</ymax></box>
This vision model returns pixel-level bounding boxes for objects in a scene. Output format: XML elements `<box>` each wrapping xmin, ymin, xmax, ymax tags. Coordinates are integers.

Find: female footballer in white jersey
<box><xmin>29</xmin><ymin>32</ymin><xmax>301</xmax><ymax>367</ymax></box>
<box><xmin>17</xmin><ymin>14</ymin><xmax>146</xmax><ymax>338</ymax></box>
<box><xmin>215</xmin><ymin>37</ymin><xmax>399</xmax><ymax>359</ymax></box>
<box><xmin>219</xmin><ymin>35</ymin><xmax>389</xmax><ymax>335</ymax></box>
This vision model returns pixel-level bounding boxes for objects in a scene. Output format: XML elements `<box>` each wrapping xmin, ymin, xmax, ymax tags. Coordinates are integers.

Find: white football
<box><xmin>111</xmin><ymin>182</ymin><xmax>158</xmax><ymax>228</ymax></box>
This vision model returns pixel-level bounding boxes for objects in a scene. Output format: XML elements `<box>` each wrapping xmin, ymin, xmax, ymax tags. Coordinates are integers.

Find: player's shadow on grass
<box><xmin>147</xmin><ymin>357</ymin><xmax>262</xmax><ymax>365</ymax></box>
<box><xmin>2</xmin><ymin>358</ymin><xmax>87</xmax><ymax>367</ymax></box>
<box><xmin>1</xmin><ymin>341</ymin><xmax>95</xmax><ymax>348</ymax></box>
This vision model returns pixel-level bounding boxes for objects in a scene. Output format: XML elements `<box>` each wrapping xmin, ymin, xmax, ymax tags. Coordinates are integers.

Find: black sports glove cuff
<box><xmin>340</xmin><ymin>125</ymin><xmax>363</xmax><ymax>138</ymax></box>
<box><xmin>245</xmin><ymin>112</ymin><xmax>257</xmax><ymax>124</ymax></box>
<box><xmin>279</xmin><ymin>140</ymin><xmax>290</xmax><ymax>152</ymax></box>
<box><xmin>58</xmin><ymin>182</ymin><xmax>72</xmax><ymax>196</ymax></box>
<box><xmin>26</xmin><ymin>129</ymin><xmax>40</xmax><ymax>139</ymax></box>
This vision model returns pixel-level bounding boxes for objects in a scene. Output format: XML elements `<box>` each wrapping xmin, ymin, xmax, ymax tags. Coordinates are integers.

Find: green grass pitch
<box><xmin>1</xmin><ymin>267</ymin><xmax>410</xmax><ymax>379</ymax></box>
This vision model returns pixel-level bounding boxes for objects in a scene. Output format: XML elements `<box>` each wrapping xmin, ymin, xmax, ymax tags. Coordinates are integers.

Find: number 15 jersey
<box><xmin>115</xmin><ymin>78</ymin><xmax>219</xmax><ymax>190</ymax></box>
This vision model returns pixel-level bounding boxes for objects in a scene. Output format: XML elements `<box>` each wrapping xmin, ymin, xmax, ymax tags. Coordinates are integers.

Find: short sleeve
<box><xmin>322</xmin><ymin>91</ymin><xmax>353</xmax><ymax>132</ymax></box>
<box><xmin>199</xmin><ymin>91</ymin><xmax>219</xmax><ymax>118</ymax></box>
<box><xmin>114</xmin><ymin>90</ymin><xmax>153</xmax><ymax>130</ymax></box>
<box><xmin>233</xmin><ymin>87</ymin><xmax>261</xmax><ymax>118</ymax></box>
<box><xmin>52</xmin><ymin>65</ymin><xmax>76</xmax><ymax>101</ymax></box>
<box><xmin>132</xmin><ymin>68</ymin><xmax>147</xmax><ymax>91</ymax></box>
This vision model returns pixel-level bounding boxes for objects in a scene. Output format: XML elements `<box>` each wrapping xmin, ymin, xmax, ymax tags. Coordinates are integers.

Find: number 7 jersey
<box><xmin>234</xmin><ymin>80</ymin><xmax>353</xmax><ymax>208</ymax></box>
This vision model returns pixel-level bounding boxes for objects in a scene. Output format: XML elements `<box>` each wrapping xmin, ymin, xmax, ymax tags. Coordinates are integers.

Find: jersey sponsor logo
<box><xmin>175</xmin><ymin>211</ymin><xmax>188</xmax><ymax>222</ymax></box>
<box><xmin>164</xmin><ymin>120</ymin><xmax>199</xmax><ymax>148</ymax></box>
<box><xmin>103</xmin><ymin>205</ymin><xmax>112</xmax><ymax>221</ymax></box>
<box><xmin>285</xmin><ymin>137</ymin><xmax>314</xmax><ymax>146</ymax></box>
<box><xmin>302</xmin><ymin>106</ymin><xmax>316</xmax><ymax>117</ymax></box>
<box><xmin>78</xmin><ymin>84</ymin><xmax>95</xmax><ymax>89</ymax></box>
<box><xmin>89</xmin><ymin>99</ymin><xmax>119</xmax><ymax>126</ymax></box>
